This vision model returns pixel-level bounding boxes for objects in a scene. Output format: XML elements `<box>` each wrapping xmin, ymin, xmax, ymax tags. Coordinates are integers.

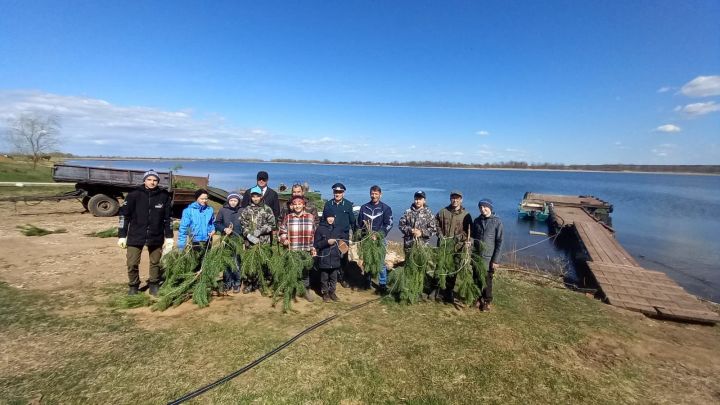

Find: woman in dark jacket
<box><xmin>314</xmin><ymin>208</ymin><xmax>349</xmax><ymax>302</ymax></box>
<box><xmin>214</xmin><ymin>192</ymin><xmax>243</xmax><ymax>292</ymax></box>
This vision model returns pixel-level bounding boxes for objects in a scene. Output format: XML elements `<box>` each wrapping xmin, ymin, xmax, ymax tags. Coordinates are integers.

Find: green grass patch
<box><xmin>1</xmin><ymin>275</ymin><xmax>715</xmax><ymax>404</ymax></box>
<box><xmin>0</xmin><ymin>160</ymin><xmax>54</xmax><ymax>182</ymax></box>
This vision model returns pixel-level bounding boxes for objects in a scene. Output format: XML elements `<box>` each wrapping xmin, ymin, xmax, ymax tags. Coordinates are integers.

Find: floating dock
<box><xmin>527</xmin><ymin>193</ymin><xmax>718</xmax><ymax>324</ymax></box>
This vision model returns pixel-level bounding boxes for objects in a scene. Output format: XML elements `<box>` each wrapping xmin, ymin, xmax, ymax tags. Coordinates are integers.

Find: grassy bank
<box><xmin>0</xmin><ymin>158</ymin><xmax>57</xmax><ymax>182</ymax></box>
<box><xmin>1</xmin><ymin>273</ymin><xmax>718</xmax><ymax>404</ymax></box>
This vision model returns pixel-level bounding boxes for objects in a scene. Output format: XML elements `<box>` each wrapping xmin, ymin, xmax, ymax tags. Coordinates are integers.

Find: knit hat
<box><xmin>143</xmin><ymin>169</ymin><xmax>160</xmax><ymax>181</ymax></box>
<box><xmin>249</xmin><ymin>186</ymin><xmax>263</xmax><ymax>195</ymax></box>
<box><xmin>478</xmin><ymin>198</ymin><xmax>494</xmax><ymax>210</ymax></box>
<box><xmin>256</xmin><ymin>171</ymin><xmax>269</xmax><ymax>181</ymax></box>
<box><xmin>227</xmin><ymin>192</ymin><xmax>241</xmax><ymax>201</ymax></box>
<box><xmin>194</xmin><ymin>188</ymin><xmax>209</xmax><ymax>200</ymax></box>
<box><xmin>322</xmin><ymin>206</ymin><xmax>336</xmax><ymax>218</ymax></box>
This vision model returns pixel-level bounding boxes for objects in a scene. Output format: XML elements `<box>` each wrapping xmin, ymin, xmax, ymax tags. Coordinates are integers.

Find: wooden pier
<box><xmin>526</xmin><ymin>193</ymin><xmax>719</xmax><ymax>324</ymax></box>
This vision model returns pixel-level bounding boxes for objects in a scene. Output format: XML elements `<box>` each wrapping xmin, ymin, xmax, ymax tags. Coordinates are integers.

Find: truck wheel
<box><xmin>88</xmin><ymin>194</ymin><xmax>119</xmax><ymax>217</ymax></box>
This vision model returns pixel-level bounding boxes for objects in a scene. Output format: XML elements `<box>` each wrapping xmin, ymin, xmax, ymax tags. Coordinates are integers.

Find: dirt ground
<box><xmin>2</xmin><ymin>199</ymin><xmax>720</xmax><ymax>404</ymax></box>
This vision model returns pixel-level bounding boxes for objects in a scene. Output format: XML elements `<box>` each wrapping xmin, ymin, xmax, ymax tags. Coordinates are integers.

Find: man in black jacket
<box><xmin>241</xmin><ymin>170</ymin><xmax>281</xmax><ymax>223</ymax></box>
<box><xmin>117</xmin><ymin>170</ymin><xmax>174</xmax><ymax>296</ymax></box>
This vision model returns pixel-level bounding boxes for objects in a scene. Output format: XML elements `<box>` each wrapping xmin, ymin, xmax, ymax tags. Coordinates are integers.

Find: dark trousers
<box><xmin>126</xmin><ymin>245</ymin><xmax>162</xmax><ymax>287</ymax></box>
<box><xmin>481</xmin><ymin>262</ymin><xmax>495</xmax><ymax>303</ymax></box>
<box><xmin>321</xmin><ymin>267</ymin><xmax>339</xmax><ymax>294</ymax></box>
<box><xmin>338</xmin><ymin>253</ymin><xmax>348</xmax><ymax>282</ymax></box>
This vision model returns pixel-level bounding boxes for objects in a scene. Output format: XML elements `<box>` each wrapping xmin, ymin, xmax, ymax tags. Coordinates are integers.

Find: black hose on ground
<box><xmin>166</xmin><ymin>297</ymin><xmax>381</xmax><ymax>405</ymax></box>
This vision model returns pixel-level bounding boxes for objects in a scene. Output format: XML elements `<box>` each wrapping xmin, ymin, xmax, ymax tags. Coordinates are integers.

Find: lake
<box><xmin>70</xmin><ymin>159</ymin><xmax>720</xmax><ymax>302</ymax></box>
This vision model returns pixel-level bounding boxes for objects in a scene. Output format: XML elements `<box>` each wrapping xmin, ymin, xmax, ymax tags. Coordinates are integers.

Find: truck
<box><xmin>51</xmin><ymin>163</ymin><xmax>228</xmax><ymax>217</ymax></box>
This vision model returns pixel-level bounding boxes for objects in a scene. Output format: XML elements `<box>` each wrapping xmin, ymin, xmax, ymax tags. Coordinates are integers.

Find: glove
<box><xmin>252</xmin><ymin>229</ymin><xmax>262</xmax><ymax>237</ymax></box>
<box><xmin>117</xmin><ymin>238</ymin><xmax>127</xmax><ymax>249</ymax></box>
<box><xmin>247</xmin><ymin>234</ymin><xmax>260</xmax><ymax>245</ymax></box>
<box><xmin>162</xmin><ymin>238</ymin><xmax>174</xmax><ymax>256</ymax></box>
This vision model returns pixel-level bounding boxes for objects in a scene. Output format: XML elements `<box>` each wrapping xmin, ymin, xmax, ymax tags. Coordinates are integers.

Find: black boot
<box><xmin>148</xmin><ymin>283</ymin><xmax>159</xmax><ymax>297</ymax></box>
<box><xmin>128</xmin><ymin>285</ymin><xmax>139</xmax><ymax>296</ymax></box>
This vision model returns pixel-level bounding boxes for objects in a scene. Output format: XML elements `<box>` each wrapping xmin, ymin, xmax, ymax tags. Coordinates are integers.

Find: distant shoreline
<box><xmin>65</xmin><ymin>157</ymin><xmax>720</xmax><ymax>176</ymax></box>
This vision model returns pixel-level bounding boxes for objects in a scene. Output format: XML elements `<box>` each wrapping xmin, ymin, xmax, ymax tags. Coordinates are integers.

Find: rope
<box><xmin>166</xmin><ymin>297</ymin><xmax>381</xmax><ymax>404</ymax></box>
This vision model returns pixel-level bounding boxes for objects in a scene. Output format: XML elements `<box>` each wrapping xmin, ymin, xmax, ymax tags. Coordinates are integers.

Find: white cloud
<box><xmin>655</xmin><ymin>124</ymin><xmax>681</xmax><ymax>133</ymax></box>
<box><xmin>674</xmin><ymin>101</ymin><xmax>720</xmax><ymax>116</ymax></box>
<box><xmin>680</xmin><ymin>75</ymin><xmax>720</xmax><ymax>97</ymax></box>
<box><xmin>476</xmin><ymin>130</ymin><xmax>490</xmax><ymax>136</ymax></box>
<box><xmin>0</xmin><ymin>90</ymin><xmax>540</xmax><ymax>164</ymax></box>
<box><xmin>657</xmin><ymin>86</ymin><xmax>672</xmax><ymax>93</ymax></box>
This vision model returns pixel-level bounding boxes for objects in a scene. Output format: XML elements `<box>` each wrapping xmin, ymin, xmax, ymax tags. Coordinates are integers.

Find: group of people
<box><xmin>118</xmin><ymin>169</ymin><xmax>504</xmax><ymax>310</ymax></box>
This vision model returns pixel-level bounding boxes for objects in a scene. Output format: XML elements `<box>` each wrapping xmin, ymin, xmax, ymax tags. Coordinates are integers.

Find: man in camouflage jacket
<box><xmin>398</xmin><ymin>190</ymin><xmax>437</xmax><ymax>252</ymax></box>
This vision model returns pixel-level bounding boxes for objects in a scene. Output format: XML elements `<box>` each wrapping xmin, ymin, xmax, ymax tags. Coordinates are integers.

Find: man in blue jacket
<box><xmin>356</xmin><ymin>185</ymin><xmax>393</xmax><ymax>293</ymax></box>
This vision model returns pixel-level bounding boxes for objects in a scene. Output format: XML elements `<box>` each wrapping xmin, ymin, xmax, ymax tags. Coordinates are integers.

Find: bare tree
<box><xmin>5</xmin><ymin>113</ymin><xmax>61</xmax><ymax>169</ymax></box>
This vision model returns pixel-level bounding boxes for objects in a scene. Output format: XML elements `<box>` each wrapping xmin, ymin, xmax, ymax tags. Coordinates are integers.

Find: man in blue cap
<box><xmin>471</xmin><ymin>198</ymin><xmax>504</xmax><ymax>311</ymax></box>
<box><xmin>324</xmin><ymin>183</ymin><xmax>356</xmax><ymax>288</ymax></box>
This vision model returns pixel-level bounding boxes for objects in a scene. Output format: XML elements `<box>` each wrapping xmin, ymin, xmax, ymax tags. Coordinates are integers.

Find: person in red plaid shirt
<box><xmin>279</xmin><ymin>195</ymin><xmax>318</xmax><ymax>302</ymax></box>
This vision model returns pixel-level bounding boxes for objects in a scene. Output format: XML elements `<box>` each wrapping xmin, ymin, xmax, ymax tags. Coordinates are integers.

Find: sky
<box><xmin>1</xmin><ymin>0</ymin><xmax>719</xmax><ymax>164</ymax></box>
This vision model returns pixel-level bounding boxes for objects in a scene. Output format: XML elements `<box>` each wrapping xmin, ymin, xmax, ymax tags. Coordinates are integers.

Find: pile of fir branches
<box><xmin>17</xmin><ymin>224</ymin><xmax>67</xmax><ymax>236</ymax></box>
<box><xmin>86</xmin><ymin>227</ymin><xmax>118</xmax><ymax>238</ymax></box>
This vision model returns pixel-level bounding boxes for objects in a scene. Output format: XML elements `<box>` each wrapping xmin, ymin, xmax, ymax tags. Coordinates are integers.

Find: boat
<box><xmin>518</xmin><ymin>193</ymin><xmax>550</xmax><ymax>221</ymax></box>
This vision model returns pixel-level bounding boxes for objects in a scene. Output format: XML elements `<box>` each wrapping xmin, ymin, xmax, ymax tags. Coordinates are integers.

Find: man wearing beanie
<box><xmin>117</xmin><ymin>169</ymin><xmax>174</xmax><ymax>296</ymax></box>
<box><xmin>241</xmin><ymin>170</ymin><xmax>281</xmax><ymax>223</ymax></box>
<box><xmin>471</xmin><ymin>198</ymin><xmax>504</xmax><ymax>311</ymax></box>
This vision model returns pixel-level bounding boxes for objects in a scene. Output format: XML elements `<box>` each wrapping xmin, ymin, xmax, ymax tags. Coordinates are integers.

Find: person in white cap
<box><xmin>117</xmin><ymin>170</ymin><xmax>174</xmax><ymax>296</ymax></box>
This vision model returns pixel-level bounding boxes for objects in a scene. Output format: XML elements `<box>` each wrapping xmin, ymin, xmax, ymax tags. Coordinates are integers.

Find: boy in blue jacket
<box><xmin>178</xmin><ymin>189</ymin><xmax>216</xmax><ymax>270</ymax></box>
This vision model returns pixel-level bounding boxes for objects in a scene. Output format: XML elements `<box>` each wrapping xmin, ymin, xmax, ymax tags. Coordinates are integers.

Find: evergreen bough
<box><xmin>433</xmin><ymin>237</ymin><xmax>456</xmax><ymax>290</ymax></box>
<box><xmin>389</xmin><ymin>242</ymin><xmax>434</xmax><ymax>304</ymax></box>
<box><xmin>272</xmin><ymin>250</ymin><xmax>313</xmax><ymax>312</ymax></box>
<box><xmin>358</xmin><ymin>230</ymin><xmax>386</xmax><ymax>278</ymax></box>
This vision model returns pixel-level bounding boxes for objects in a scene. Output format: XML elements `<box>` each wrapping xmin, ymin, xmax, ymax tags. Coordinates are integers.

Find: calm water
<box><xmin>71</xmin><ymin>160</ymin><xmax>720</xmax><ymax>301</ymax></box>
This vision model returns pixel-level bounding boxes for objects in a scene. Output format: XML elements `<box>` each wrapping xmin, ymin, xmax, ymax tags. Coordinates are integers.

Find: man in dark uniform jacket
<box><xmin>117</xmin><ymin>170</ymin><xmax>174</xmax><ymax>296</ymax></box>
<box><xmin>241</xmin><ymin>170</ymin><xmax>281</xmax><ymax>224</ymax></box>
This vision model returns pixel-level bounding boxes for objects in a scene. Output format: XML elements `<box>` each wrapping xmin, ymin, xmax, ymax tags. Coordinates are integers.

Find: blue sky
<box><xmin>1</xmin><ymin>0</ymin><xmax>718</xmax><ymax>164</ymax></box>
